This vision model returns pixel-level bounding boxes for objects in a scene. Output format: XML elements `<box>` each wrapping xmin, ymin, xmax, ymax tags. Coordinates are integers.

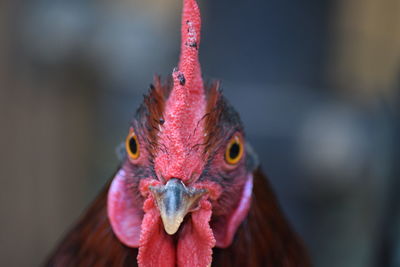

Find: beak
<box><xmin>149</xmin><ymin>179</ymin><xmax>207</xmax><ymax>235</ymax></box>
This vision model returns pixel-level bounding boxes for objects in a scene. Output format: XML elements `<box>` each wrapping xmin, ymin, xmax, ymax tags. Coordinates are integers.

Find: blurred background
<box><xmin>0</xmin><ymin>0</ymin><xmax>399</xmax><ymax>266</ymax></box>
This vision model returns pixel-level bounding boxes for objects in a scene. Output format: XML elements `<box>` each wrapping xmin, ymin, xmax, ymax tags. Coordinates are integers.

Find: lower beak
<box><xmin>150</xmin><ymin>178</ymin><xmax>206</xmax><ymax>235</ymax></box>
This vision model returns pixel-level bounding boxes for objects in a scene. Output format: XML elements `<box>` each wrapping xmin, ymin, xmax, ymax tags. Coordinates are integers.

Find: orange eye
<box><xmin>225</xmin><ymin>134</ymin><xmax>244</xmax><ymax>165</ymax></box>
<box><xmin>126</xmin><ymin>129</ymin><xmax>140</xmax><ymax>160</ymax></box>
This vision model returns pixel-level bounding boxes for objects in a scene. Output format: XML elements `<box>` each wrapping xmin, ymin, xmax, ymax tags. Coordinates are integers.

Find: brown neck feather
<box><xmin>211</xmin><ymin>168</ymin><xmax>311</xmax><ymax>267</ymax></box>
<box><xmin>44</xmin><ymin>176</ymin><xmax>138</xmax><ymax>267</ymax></box>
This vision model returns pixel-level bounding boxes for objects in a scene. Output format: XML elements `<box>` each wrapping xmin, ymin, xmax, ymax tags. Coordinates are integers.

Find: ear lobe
<box><xmin>107</xmin><ymin>169</ymin><xmax>144</xmax><ymax>247</ymax></box>
<box><xmin>212</xmin><ymin>174</ymin><xmax>253</xmax><ymax>248</ymax></box>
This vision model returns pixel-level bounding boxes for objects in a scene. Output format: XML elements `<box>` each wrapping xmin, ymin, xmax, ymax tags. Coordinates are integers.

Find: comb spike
<box><xmin>177</xmin><ymin>0</ymin><xmax>203</xmax><ymax>94</ymax></box>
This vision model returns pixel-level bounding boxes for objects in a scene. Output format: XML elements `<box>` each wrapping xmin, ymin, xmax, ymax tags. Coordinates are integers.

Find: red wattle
<box><xmin>177</xmin><ymin>200</ymin><xmax>215</xmax><ymax>267</ymax></box>
<box><xmin>136</xmin><ymin>197</ymin><xmax>215</xmax><ymax>267</ymax></box>
<box><xmin>137</xmin><ymin>199</ymin><xmax>175</xmax><ymax>267</ymax></box>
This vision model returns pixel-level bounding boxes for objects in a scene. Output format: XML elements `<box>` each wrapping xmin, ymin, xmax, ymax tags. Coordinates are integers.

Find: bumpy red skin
<box><xmin>154</xmin><ymin>0</ymin><xmax>206</xmax><ymax>185</ymax></box>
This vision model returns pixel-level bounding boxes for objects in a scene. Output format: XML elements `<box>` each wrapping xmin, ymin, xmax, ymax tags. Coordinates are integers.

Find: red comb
<box><xmin>155</xmin><ymin>0</ymin><xmax>206</xmax><ymax>182</ymax></box>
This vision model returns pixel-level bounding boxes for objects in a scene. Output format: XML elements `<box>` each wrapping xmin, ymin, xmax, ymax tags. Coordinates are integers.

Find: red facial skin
<box><xmin>107</xmin><ymin>0</ymin><xmax>253</xmax><ymax>266</ymax></box>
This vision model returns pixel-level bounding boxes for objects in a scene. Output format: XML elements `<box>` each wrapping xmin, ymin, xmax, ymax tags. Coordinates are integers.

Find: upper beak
<box><xmin>149</xmin><ymin>178</ymin><xmax>207</xmax><ymax>235</ymax></box>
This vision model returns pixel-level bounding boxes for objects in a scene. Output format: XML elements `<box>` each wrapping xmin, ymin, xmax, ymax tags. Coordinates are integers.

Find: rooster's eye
<box><xmin>126</xmin><ymin>128</ymin><xmax>140</xmax><ymax>160</ymax></box>
<box><xmin>225</xmin><ymin>134</ymin><xmax>243</xmax><ymax>165</ymax></box>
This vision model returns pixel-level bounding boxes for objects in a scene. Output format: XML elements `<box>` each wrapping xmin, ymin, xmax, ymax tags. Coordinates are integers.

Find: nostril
<box><xmin>163</xmin><ymin>173</ymin><xmax>199</xmax><ymax>186</ymax></box>
<box><xmin>164</xmin><ymin>177</ymin><xmax>185</xmax><ymax>185</ymax></box>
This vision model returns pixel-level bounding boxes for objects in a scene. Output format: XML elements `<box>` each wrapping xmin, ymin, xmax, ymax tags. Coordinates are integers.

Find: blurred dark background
<box><xmin>0</xmin><ymin>0</ymin><xmax>399</xmax><ymax>266</ymax></box>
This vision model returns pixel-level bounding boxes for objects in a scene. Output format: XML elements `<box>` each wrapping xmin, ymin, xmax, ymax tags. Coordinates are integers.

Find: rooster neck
<box><xmin>44</xmin><ymin>172</ymin><xmax>139</xmax><ymax>267</ymax></box>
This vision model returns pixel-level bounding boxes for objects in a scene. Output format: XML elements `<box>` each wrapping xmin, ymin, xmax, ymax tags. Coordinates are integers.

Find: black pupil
<box><xmin>129</xmin><ymin>137</ymin><xmax>138</xmax><ymax>155</ymax></box>
<box><xmin>229</xmin><ymin>142</ymin><xmax>241</xmax><ymax>159</ymax></box>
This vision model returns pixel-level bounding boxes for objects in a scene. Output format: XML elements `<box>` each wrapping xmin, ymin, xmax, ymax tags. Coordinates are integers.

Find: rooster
<box><xmin>46</xmin><ymin>0</ymin><xmax>310</xmax><ymax>266</ymax></box>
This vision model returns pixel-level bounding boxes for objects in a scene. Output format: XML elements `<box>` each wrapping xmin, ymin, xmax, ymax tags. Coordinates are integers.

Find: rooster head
<box><xmin>107</xmin><ymin>0</ymin><xmax>256</xmax><ymax>266</ymax></box>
